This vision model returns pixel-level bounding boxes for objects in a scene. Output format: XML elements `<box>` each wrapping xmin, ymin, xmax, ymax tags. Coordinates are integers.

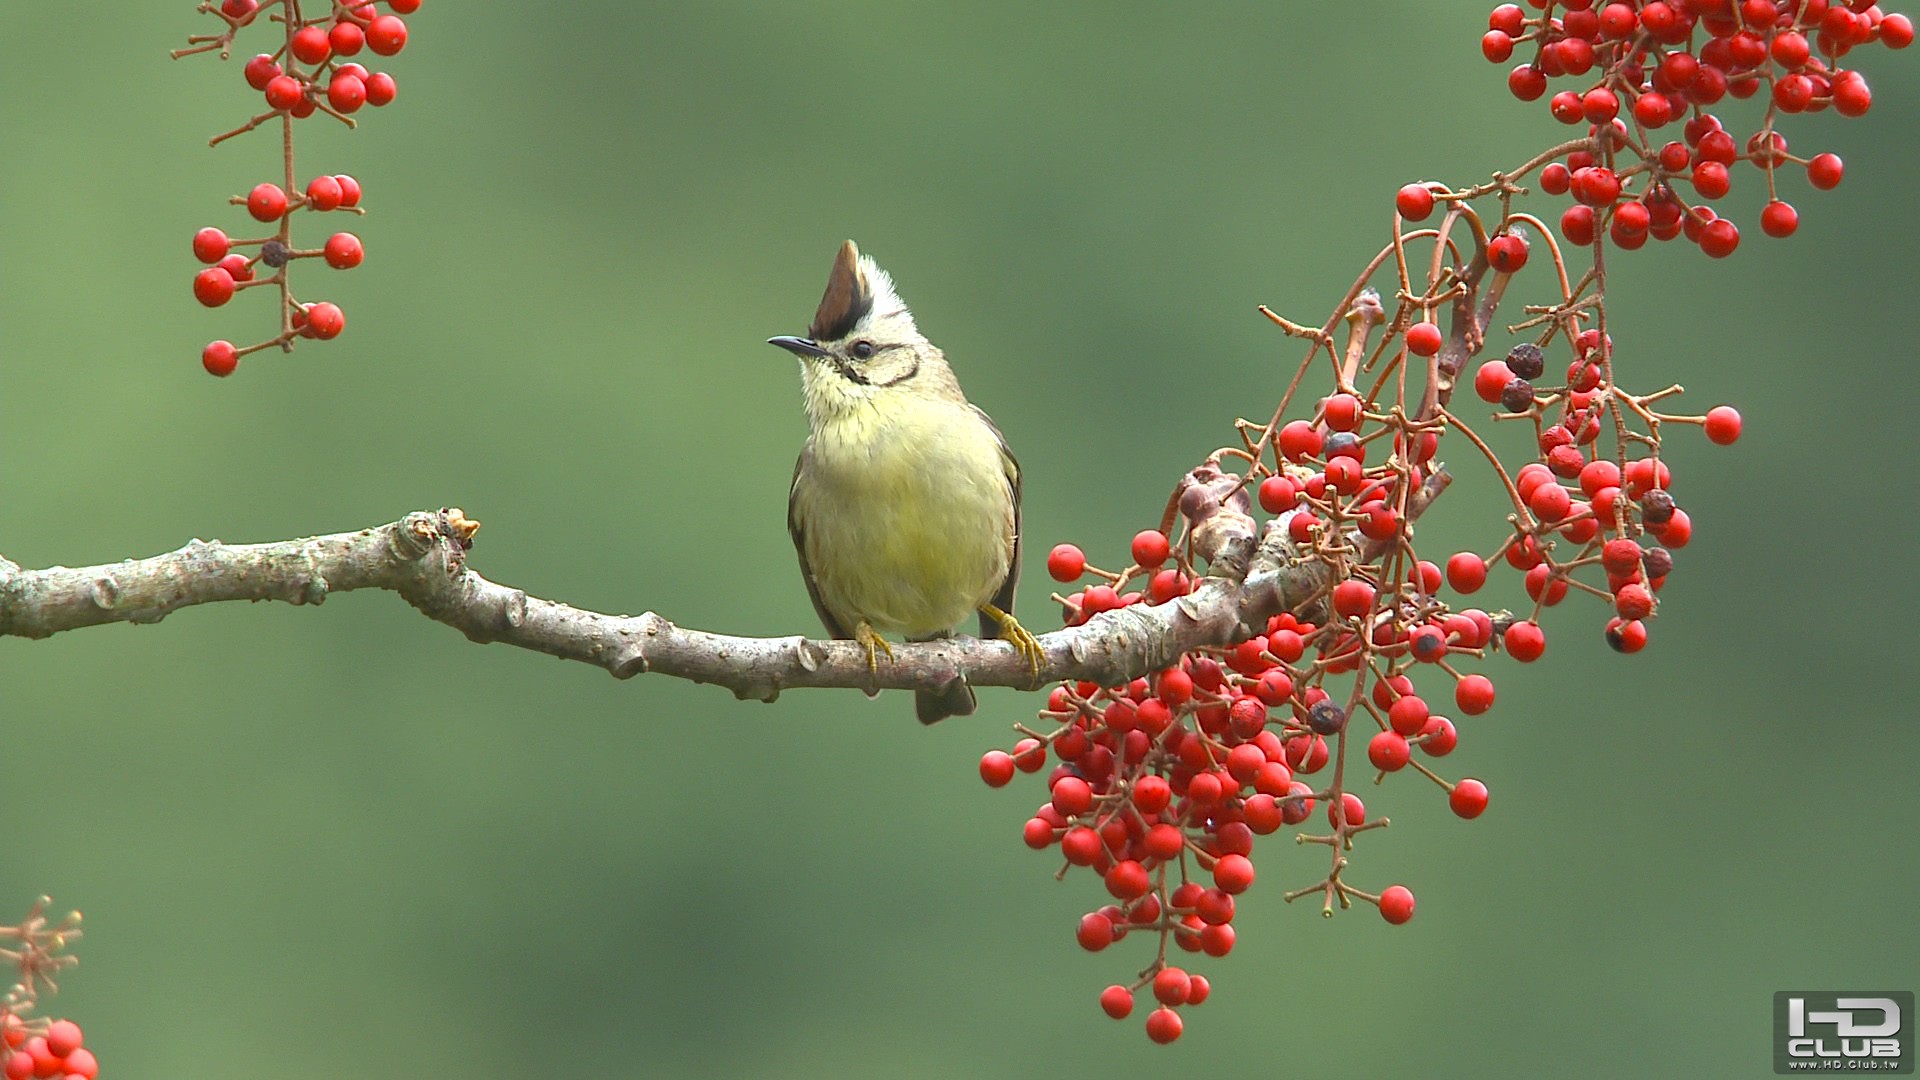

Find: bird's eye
<box><xmin>850</xmin><ymin>340</ymin><xmax>876</xmax><ymax>360</ymax></box>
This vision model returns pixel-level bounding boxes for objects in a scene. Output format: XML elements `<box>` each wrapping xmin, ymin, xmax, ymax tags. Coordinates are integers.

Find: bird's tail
<box><xmin>910</xmin><ymin>630</ymin><xmax>975</xmax><ymax>724</ymax></box>
<box><xmin>915</xmin><ymin>681</ymin><xmax>976</xmax><ymax>725</ymax></box>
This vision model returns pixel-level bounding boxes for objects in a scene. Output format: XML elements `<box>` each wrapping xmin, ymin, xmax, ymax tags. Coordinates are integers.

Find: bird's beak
<box><xmin>768</xmin><ymin>335</ymin><xmax>830</xmax><ymax>358</ymax></box>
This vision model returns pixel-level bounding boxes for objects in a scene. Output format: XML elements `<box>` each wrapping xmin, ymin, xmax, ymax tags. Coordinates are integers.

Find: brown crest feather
<box><xmin>808</xmin><ymin>240</ymin><xmax>873</xmax><ymax>342</ymax></box>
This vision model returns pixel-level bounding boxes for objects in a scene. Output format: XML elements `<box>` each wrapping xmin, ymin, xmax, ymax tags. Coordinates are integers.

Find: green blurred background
<box><xmin>3</xmin><ymin>3</ymin><xmax>1915</xmax><ymax>1077</ymax></box>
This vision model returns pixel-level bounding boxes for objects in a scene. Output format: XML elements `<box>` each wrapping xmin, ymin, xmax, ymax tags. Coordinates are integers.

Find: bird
<box><xmin>770</xmin><ymin>240</ymin><xmax>1042</xmax><ymax>724</ymax></box>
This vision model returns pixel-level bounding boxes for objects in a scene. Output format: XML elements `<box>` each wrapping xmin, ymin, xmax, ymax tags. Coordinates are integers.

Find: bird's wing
<box><xmin>788</xmin><ymin>444</ymin><xmax>852</xmax><ymax>640</ymax></box>
<box><xmin>973</xmin><ymin>405</ymin><xmax>1024</xmax><ymax>640</ymax></box>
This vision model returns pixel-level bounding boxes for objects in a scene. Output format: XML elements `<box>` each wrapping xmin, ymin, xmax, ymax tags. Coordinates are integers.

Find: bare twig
<box><xmin>0</xmin><ymin>495</ymin><xmax>1439</xmax><ymax>706</ymax></box>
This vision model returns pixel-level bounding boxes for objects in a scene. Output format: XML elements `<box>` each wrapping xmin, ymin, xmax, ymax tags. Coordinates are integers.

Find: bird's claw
<box><xmin>981</xmin><ymin>603</ymin><xmax>1045</xmax><ymax>687</ymax></box>
<box><xmin>855</xmin><ymin>621</ymin><xmax>894</xmax><ymax>682</ymax></box>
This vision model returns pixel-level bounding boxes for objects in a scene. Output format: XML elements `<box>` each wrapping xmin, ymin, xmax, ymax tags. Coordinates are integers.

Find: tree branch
<box><xmin>0</xmin><ymin>474</ymin><xmax>1450</xmax><ymax>704</ymax></box>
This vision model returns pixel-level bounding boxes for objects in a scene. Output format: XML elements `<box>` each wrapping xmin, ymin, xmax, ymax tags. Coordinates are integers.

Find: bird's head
<box><xmin>769</xmin><ymin>241</ymin><xmax>955</xmax><ymax>424</ymax></box>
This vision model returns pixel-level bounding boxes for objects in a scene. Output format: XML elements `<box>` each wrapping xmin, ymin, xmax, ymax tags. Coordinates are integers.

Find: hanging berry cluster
<box><xmin>173</xmin><ymin>0</ymin><xmax>423</xmax><ymax>377</ymax></box>
<box><xmin>1485</xmin><ymin>0</ymin><xmax>1910</xmax><ymax>254</ymax></box>
<box><xmin>979</xmin><ymin>0</ymin><xmax>1905</xmax><ymax>1042</ymax></box>
<box><xmin>0</xmin><ymin>901</ymin><xmax>93</xmax><ymax>1080</ymax></box>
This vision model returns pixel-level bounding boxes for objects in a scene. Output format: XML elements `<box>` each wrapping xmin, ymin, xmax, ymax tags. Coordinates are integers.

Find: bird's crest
<box><xmin>809</xmin><ymin>240</ymin><xmax>910</xmax><ymax>341</ymax></box>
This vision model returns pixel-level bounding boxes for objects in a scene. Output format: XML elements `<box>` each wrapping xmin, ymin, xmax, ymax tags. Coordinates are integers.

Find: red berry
<box><xmin>1388</xmin><ymin>694</ymin><xmax>1429</xmax><ymax>736</ymax></box>
<box><xmin>1050</xmin><ymin>775</ymin><xmax>1092</xmax><ymax>816</ymax></box>
<box><xmin>1378</xmin><ymin>884</ymin><xmax>1416</xmax><ymax>924</ymax></box>
<box><xmin>1483</xmin><ymin>29</ymin><xmax>1516</xmax><ymax>61</ymax></box>
<box><xmin>364</xmin><ymin>71</ymin><xmax>397</xmax><ymax>106</ymax></box>
<box><xmin>291</xmin><ymin>24</ymin><xmax>332</xmax><ymax>64</ymax></box>
<box><xmin>1488</xmin><ymin>233</ymin><xmax>1529</xmax><ymax>273</ymax></box>
<box><xmin>306</xmin><ymin>174</ymin><xmax>344</xmax><ymax>211</ymax></box>
<box><xmin>1528</xmin><ymin>482</ymin><xmax>1572</xmax><ymax>522</ymax></box>
<box><xmin>324</xmin><ymin>232</ymin><xmax>365</xmax><ymax>269</ymax></box>
<box><xmin>1450</xmin><ymin>778</ymin><xmax>1490</xmax><ymax>819</ymax></box>
<box><xmin>41</xmin><ymin>1025</ymin><xmax>78</xmax><ymax>1061</ymax></box>
<box><xmin>1106</xmin><ymin>859</ymin><xmax>1152</xmax><ymax>900</ymax></box>
<box><xmin>1691</xmin><ymin>161</ymin><xmax>1731</xmax><ymax>199</ymax></box>
<box><xmin>1455</xmin><ymin>674</ymin><xmax>1496</xmax><ymax>715</ymax></box>
<box><xmin>1605</xmin><ymin>617</ymin><xmax>1649</xmax><ymax>653</ymax></box>
<box><xmin>1131</xmin><ymin>774</ymin><xmax>1171</xmax><ymax>814</ymax></box>
<box><xmin>1368</xmin><ymin>731</ymin><xmax>1411</xmax><ymax>771</ymax></box>
<box><xmin>202</xmin><ymin>339</ymin><xmax>240</xmax><ymax>377</ymax></box>
<box><xmin>329</xmin><ymin>20</ymin><xmax>366</xmax><ymax>56</ymax></box>
<box><xmin>2</xmin><ymin>1052</ymin><xmax>25</xmax><ymax>1080</ymax></box>
<box><xmin>1474</xmin><ymin>359</ymin><xmax>1514</xmax><ymax>403</ymax></box>
<box><xmin>1332</xmin><ymin>579</ymin><xmax>1375</xmax><ymax>618</ymax></box>
<box><xmin>1323</xmin><ymin>392</ymin><xmax>1363</xmax><ymax>431</ymax></box>
<box><xmin>21</xmin><ymin>1039</ymin><xmax>55</xmax><ymax>1080</ymax></box>
<box><xmin>264</xmin><ymin>74</ymin><xmax>304</xmax><ymax>110</ymax></box>
<box><xmin>1807</xmin><ymin>152</ymin><xmax>1844</xmax><ymax>190</ymax></box>
<box><xmin>1047</xmin><ymin>543</ymin><xmax>1086</xmax><ymax>582</ymax></box>
<box><xmin>1257</xmin><ymin>475</ymin><xmax>1297</xmax><ymax>513</ymax></box>
<box><xmin>1698</xmin><ymin>217</ymin><xmax>1740</xmax><ymax>257</ymax></box>
<box><xmin>1100</xmin><ymin>985</ymin><xmax>1134</xmax><ymax>1020</ymax></box>
<box><xmin>193</xmin><ymin>266</ymin><xmax>236</xmax><ymax>307</ymax></box>
<box><xmin>1633</xmin><ymin>91</ymin><xmax>1673</xmax><ymax>127</ymax></box>
<box><xmin>1445</xmin><ymin>551</ymin><xmax>1486</xmax><ymax>593</ymax></box>
<box><xmin>389</xmin><ymin>0</ymin><xmax>421</xmax><ymax>11</ymax></box>
<box><xmin>1278</xmin><ymin>419</ymin><xmax>1323</xmax><ymax>461</ymax></box>
<box><xmin>243</xmin><ymin>53</ymin><xmax>282</xmax><ymax>90</ymax></box>
<box><xmin>1406</xmin><ymin>321</ymin><xmax>1443</xmax><ymax>356</ymax></box>
<box><xmin>1152</xmin><ymin>966</ymin><xmax>1192</xmax><ymax>1006</ymax></box>
<box><xmin>1539</xmin><ymin>162</ymin><xmax>1571</xmax><ymax>195</ymax></box>
<box><xmin>1212</xmin><ymin>853</ymin><xmax>1255</xmax><ymax>894</ymax></box>
<box><xmin>217</xmin><ymin>252</ymin><xmax>254</xmax><ymax>283</ymax></box>
<box><xmin>1551</xmin><ymin>90</ymin><xmax>1586</xmax><ymax>124</ymax></box>
<box><xmin>1760</xmin><ymin>200</ymin><xmax>1798</xmax><ymax>238</ymax></box>
<box><xmin>979</xmin><ymin>750</ymin><xmax>1014</xmax><ymax>787</ymax></box>
<box><xmin>1396</xmin><ymin>183</ymin><xmax>1435</xmax><ymax>221</ymax></box>
<box><xmin>1615</xmin><ymin>582</ymin><xmax>1655</xmax><ymax>620</ymax></box>
<box><xmin>1882</xmin><ymin>12</ymin><xmax>1915</xmax><ymax>47</ymax></box>
<box><xmin>1503</xmin><ymin>620</ymin><xmax>1546</xmax><ymax>662</ymax></box>
<box><xmin>1704</xmin><ymin>405</ymin><xmax>1742</xmax><ymax>444</ymax></box>
<box><xmin>247</xmin><ymin>182</ymin><xmax>288</xmax><ymax>222</ymax></box>
<box><xmin>334</xmin><ymin>173</ymin><xmax>363</xmax><ymax>206</ymax></box>
<box><xmin>366</xmin><ymin>14</ymin><xmax>409</xmax><ymax>55</ymax></box>
<box><xmin>328</xmin><ymin>73</ymin><xmax>368</xmax><ymax>112</ymax></box>
<box><xmin>1582</xmin><ymin>87</ymin><xmax>1619</xmax><ymax>123</ymax></box>
<box><xmin>61</xmin><ymin>1049</ymin><xmax>96</xmax><ymax>1080</ymax></box>
<box><xmin>1131</xmin><ymin>529</ymin><xmax>1170</xmax><ymax>568</ymax></box>
<box><xmin>1145</xmin><ymin>1006</ymin><xmax>1184</xmax><ymax>1044</ymax></box>
<box><xmin>1509</xmin><ymin>63</ymin><xmax>1548</xmax><ymax>101</ymax></box>
<box><xmin>1076</xmin><ymin>912</ymin><xmax>1115</xmax><ymax>951</ymax></box>
<box><xmin>1560</xmin><ymin>204</ymin><xmax>1596</xmax><ymax>246</ymax></box>
<box><xmin>192</xmin><ymin>226</ymin><xmax>230</xmax><ymax>263</ymax></box>
<box><xmin>304</xmin><ymin>301</ymin><xmax>347</xmax><ymax>340</ymax></box>
<box><xmin>1833</xmin><ymin>73</ymin><xmax>1871</xmax><ymax>116</ymax></box>
<box><xmin>1420</xmin><ymin>715</ymin><xmax>1458</xmax><ymax>756</ymax></box>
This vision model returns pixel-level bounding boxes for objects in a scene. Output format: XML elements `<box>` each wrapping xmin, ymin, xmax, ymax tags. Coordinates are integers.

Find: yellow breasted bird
<box><xmin>770</xmin><ymin>241</ymin><xmax>1042</xmax><ymax>723</ymax></box>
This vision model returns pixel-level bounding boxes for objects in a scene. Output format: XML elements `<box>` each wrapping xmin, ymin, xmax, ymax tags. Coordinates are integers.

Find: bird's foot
<box><xmin>854</xmin><ymin>621</ymin><xmax>894</xmax><ymax>684</ymax></box>
<box><xmin>979</xmin><ymin>602</ymin><xmax>1044</xmax><ymax>687</ymax></box>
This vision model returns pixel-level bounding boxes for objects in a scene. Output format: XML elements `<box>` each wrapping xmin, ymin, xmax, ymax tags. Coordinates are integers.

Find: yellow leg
<box><xmin>979</xmin><ymin>602</ymin><xmax>1044</xmax><ymax>685</ymax></box>
<box><xmin>855</xmin><ymin>620</ymin><xmax>894</xmax><ymax>680</ymax></box>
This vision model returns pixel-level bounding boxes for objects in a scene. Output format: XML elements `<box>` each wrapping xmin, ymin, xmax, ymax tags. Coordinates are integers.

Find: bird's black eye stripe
<box><xmin>850</xmin><ymin>340</ymin><xmax>876</xmax><ymax>359</ymax></box>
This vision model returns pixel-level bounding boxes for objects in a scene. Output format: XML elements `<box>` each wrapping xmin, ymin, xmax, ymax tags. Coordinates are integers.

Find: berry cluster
<box><xmin>976</xmin><ymin>0</ymin><xmax>1902</xmax><ymax>1041</ymax></box>
<box><xmin>1</xmin><ymin>1020</ymin><xmax>98</xmax><ymax>1080</ymax></box>
<box><xmin>173</xmin><ymin>0</ymin><xmax>423</xmax><ymax>376</ymax></box>
<box><xmin>1479</xmin><ymin>0</ymin><xmax>1910</xmax><ymax>256</ymax></box>
<box><xmin>1</xmin><ymin>901</ymin><xmax>92</xmax><ymax>1080</ymax></box>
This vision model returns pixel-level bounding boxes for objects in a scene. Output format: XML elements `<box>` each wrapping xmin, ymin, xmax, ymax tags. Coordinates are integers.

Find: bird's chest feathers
<box><xmin>802</xmin><ymin>409</ymin><xmax>1013</xmax><ymax>635</ymax></box>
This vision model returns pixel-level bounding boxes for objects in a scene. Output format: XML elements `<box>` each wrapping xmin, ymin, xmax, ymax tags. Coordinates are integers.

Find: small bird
<box><xmin>771</xmin><ymin>240</ymin><xmax>1042</xmax><ymax>723</ymax></box>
